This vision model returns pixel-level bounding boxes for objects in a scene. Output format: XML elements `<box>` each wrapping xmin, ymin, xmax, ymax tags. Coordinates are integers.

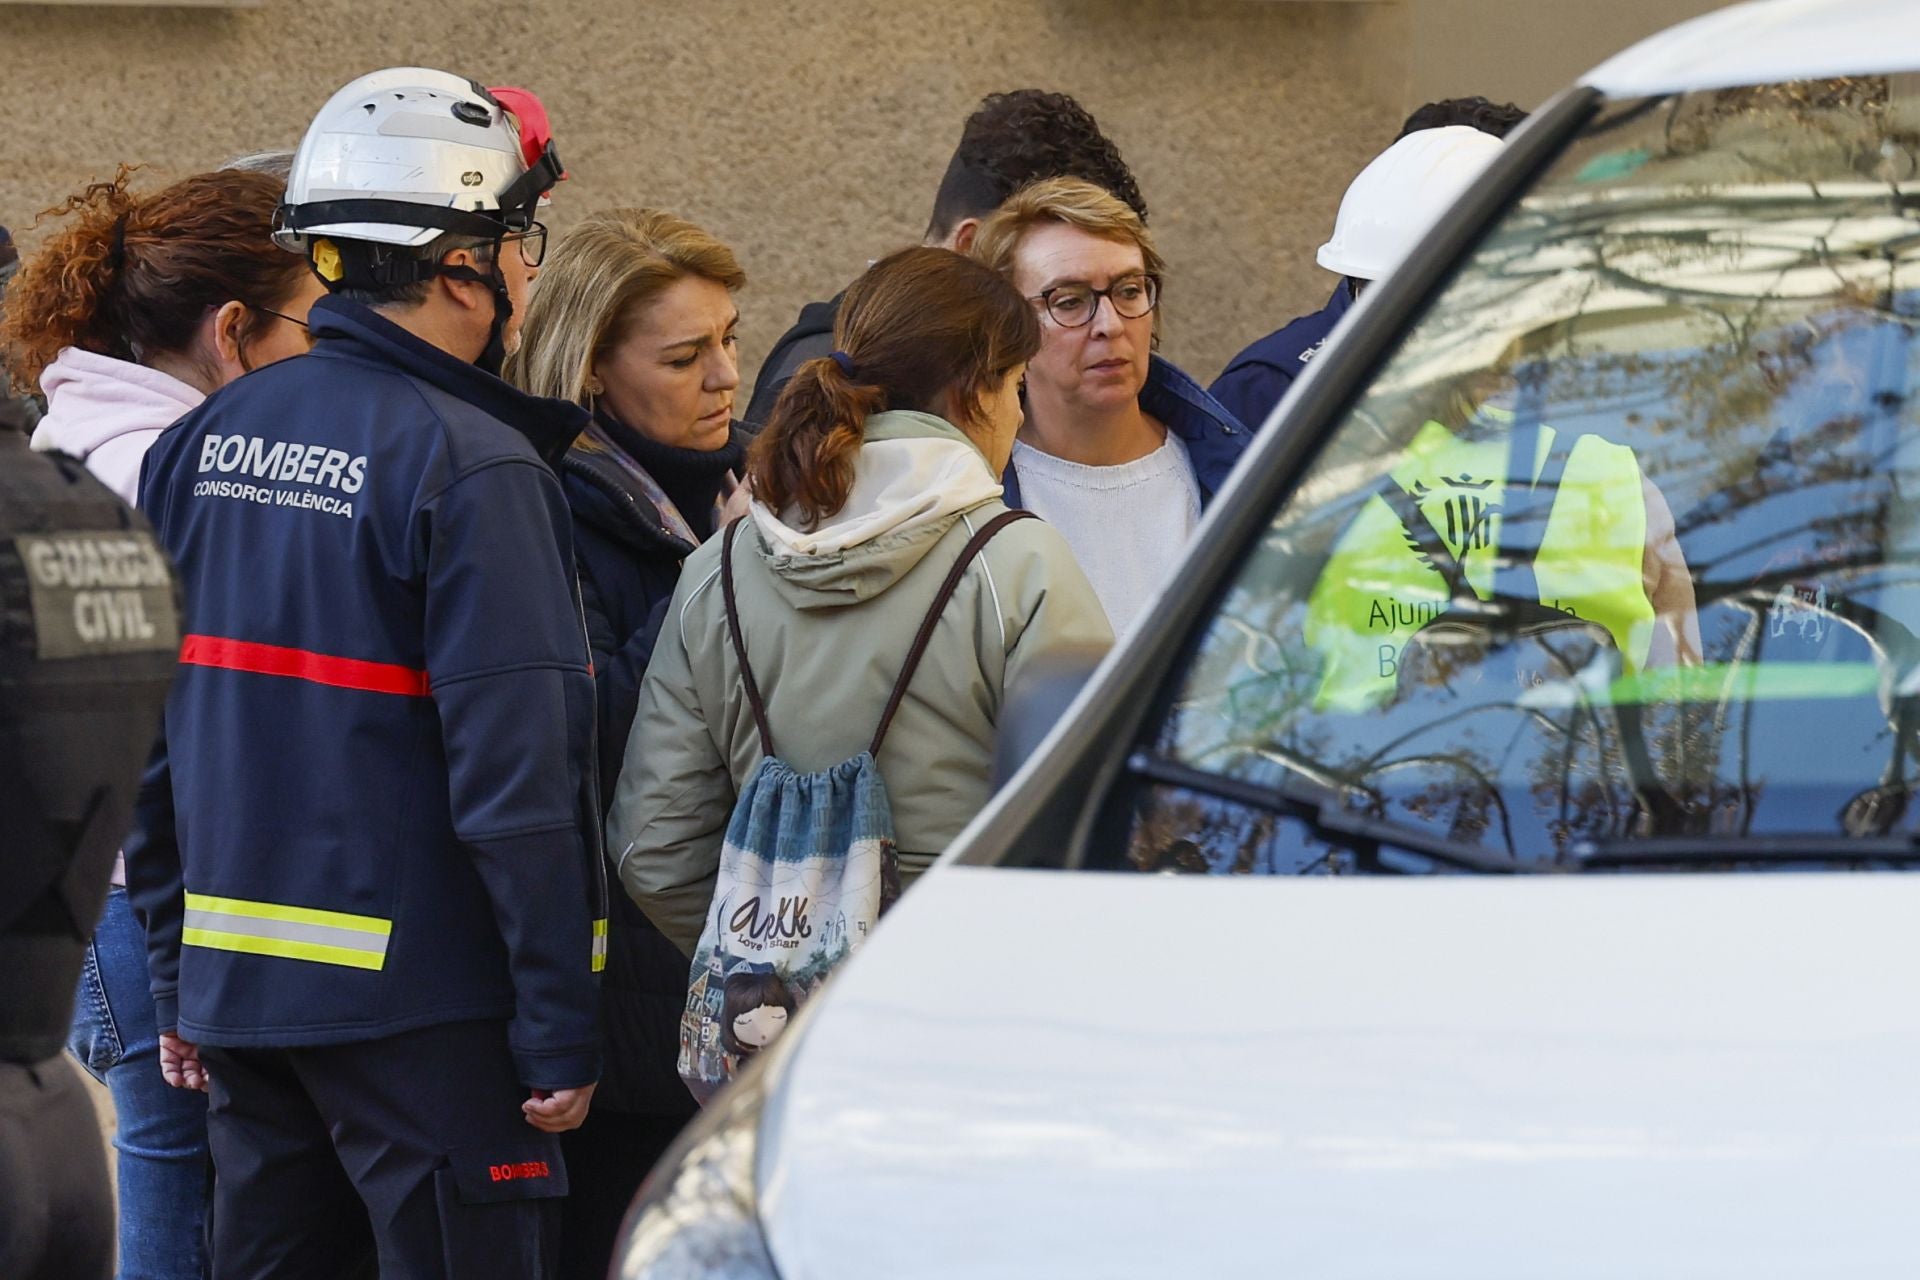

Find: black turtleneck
<box><xmin>595</xmin><ymin>413</ymin><xmax>746</xmax><ymax>541</ymax></box>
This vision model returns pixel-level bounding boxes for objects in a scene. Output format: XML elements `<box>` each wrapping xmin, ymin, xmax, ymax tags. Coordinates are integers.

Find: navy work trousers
<box><xmin>200</xmin><ymin>1019</ymin><xmax>567</xmax><ymax>1280</ymax></box>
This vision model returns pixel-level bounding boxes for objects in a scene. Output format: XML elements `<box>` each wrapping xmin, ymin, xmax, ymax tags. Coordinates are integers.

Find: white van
<box><xmin>617</xmin><ymin>2</ymin><xmax>1920</xmax><ymax>1274</ymax></box>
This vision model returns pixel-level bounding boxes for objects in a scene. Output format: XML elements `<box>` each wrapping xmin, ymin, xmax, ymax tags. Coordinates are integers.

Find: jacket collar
<box><xmin>861</xmin><ymin>408</ymin><xmax>989</xmax><ymax>457</ymax></box>
<box><xmin>306</xmin><ymin>296</ymin><xmax>588</xmax><ymax>466</ymax></box>
<box><xmin>562</xmin><ymin>418</ymin><xmax>746</xmax><ymax>558</ymax></box>
<box><xmin>1003</xmin><ymin>354</ymin><xmax>1249</xmax><ymax>509</ymax></box>
<box><xmin>561</xmin><ymin>447</ymin><xmax>697</xmax><ymax>558</ymax></box>
<box><xmin>1327</xmin><ymin>277</ymin><xmax>1358</xmax><ymax>321</ymax></box>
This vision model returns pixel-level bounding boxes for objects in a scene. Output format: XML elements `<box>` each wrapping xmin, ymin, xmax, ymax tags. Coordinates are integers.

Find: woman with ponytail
<box><xmin>2</xmin><ymin>166</ymin><xmax>322</xmax><ymax>503</ymax></box>
<box><xmin>0</xmin><ymin>165</ymin><xmax>321</xmax><ymax>1280</ymax></box>
<box><xmin>609</xmin><ymin>246</ymin><xmax>1111</xmax><ymax>957</ymax></box>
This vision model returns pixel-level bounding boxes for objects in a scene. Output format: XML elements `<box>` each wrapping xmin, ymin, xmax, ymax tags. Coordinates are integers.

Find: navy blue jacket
<box><xmin>742</xmin><ymin>294</ymin><xmax>840</xmax><ymax>431</ymax></box>
<box><xmin>561</xmin><ymin>419</ymin><xmax>740</xmax><ymax>1116</ymax></box>
<box><xmin>127</xmin><ymin>298</ymin><xmax>603</xmax><ymax>1089</ymax></box>
<box><xmin>1002</xmin><ymin>354</ymin><xmax>1249</xmax><ymax>510</ymax></box>
<box><xmin>1208</xmin><ymin>281</ymin><xmax>1356</xmax><ymax>434</ymax></box>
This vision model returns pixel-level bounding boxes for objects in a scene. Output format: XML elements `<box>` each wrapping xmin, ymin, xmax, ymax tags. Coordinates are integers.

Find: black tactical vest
<box><xmin>0</xmin><ymin>430</ymin><xmax>179</xmax><ymax>1063</ymax></box>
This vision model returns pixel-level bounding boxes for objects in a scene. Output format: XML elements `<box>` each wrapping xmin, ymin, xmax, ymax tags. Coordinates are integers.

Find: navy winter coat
<box><xmin>1002</xmin><ymin>354</ymin><xmax>1250</xmax><ymax>511</ymax></box>
<box><xmin>1208</xmin><ymin>281</ymin><xmax>1357</xmax><ymax>434</ymax></box>
<box><xmin>561</xmin><ymin>418</ymin><xmax>742</xmax><ymax>1114</ymax></box>
<box><xmin>742</xmin><ymin>294</ymin><xmax>840</xmax><ymax>430</ymax></box>
<box><xmin>128</xmin><ymin>297</ymin><xmax>603</xmax><ymax>1089</ymax></box>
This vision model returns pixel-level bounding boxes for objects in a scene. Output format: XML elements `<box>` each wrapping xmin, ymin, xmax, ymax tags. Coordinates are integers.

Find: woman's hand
<box><xmin>717</xmin><ymin>470</ymin><xmax>753</xmax><ymax>528</ymax></box>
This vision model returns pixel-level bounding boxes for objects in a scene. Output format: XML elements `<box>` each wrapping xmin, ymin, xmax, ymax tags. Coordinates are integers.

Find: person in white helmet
<box><xmin>125</xmin><ymin>69</ymin><xmax>601</xmax><ymax>1278</ymax></box>
<box><xmin>1210</xmin><ymin>124</ymin><xmax>1507</xmax><ymax>433</ymax></box>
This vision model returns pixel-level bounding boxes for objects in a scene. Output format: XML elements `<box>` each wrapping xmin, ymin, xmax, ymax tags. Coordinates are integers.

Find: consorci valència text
<box><xmin>191</xmin><ymin>433</ymin><xmax>367</xmax><ymax>519</ymax></box>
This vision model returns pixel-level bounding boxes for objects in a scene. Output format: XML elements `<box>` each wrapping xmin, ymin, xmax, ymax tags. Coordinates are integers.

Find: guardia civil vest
<box><xmin>0</xmin><ymin>431</ymin><xmax>178</xmax><ymax>1063</ymax></box>
<box><xmin>1305</xmin><ymin>417</ymin><xmax>1656</xmax><ymax>713</ymax></box>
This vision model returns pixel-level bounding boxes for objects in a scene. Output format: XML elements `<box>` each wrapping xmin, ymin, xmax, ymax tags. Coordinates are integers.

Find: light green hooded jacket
<box><xmin>608</xmin><ymin>411</ymin><xmax>1112</xmax><ymax>955</ymax></box>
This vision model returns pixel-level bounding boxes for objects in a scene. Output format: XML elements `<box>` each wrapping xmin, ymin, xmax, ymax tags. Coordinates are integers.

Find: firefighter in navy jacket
<box><xmin>126</xmin><ymin>69</ymin><xmax>600</xmax><ymax>1278</ymax></box>
<box><xmin>1210</xmin><ymin>127</ymin><xmax>1507</xmax><ymax>439</ymax></box>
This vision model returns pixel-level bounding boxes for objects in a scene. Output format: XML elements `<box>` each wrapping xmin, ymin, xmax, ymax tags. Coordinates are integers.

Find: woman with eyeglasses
<box><xmin>0</xmin><ymin>163</ymin><xmax>322</xmax><ymax>1280</ymax></box>
<box><xmin>3</xmin><ymin>166</ymin><xmax>323</xmax><ymax>504</ymax></box>
<box><xmin>971</xmin><ymin>177</ymin><xmax>1249</xmax><ymax>636</ymax></box>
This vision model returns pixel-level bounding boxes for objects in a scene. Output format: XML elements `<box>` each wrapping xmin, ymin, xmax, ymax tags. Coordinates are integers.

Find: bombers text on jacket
<box><xmin>127</xmin><ymin>296</ymin><xmax>604</xmax><ymax>1089</ymax></box>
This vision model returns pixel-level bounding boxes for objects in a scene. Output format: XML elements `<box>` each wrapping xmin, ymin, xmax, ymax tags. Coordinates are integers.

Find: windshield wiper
<box><xmin>1572</xmin><ymin>833</ymin><xmax>1920</xmax><ymax>868</ymax></box>
<box><xmin>1126</xmin><ymin>753</ymin><xmax>1530</xmax><ymax>875</ymax></box>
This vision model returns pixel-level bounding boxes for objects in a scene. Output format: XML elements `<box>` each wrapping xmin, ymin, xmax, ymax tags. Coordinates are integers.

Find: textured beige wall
<box><xmin>1410</xmin><ymin>0</ymin><xmax>1737</xmax><ymax>110</ymax></box>
<box><xmin>0</xmin><ymin>0</ymin><xmax>1754</xmax><ymax>398</ymax></box>
<box><xmin>0</xmin><ymin>0</ymin><xmax>1411</xmax><ymax>399</ymax></box>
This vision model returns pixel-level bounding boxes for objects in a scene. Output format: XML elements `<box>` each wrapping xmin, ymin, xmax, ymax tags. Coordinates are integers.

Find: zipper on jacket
<box><xmin>570</xmin><ymin>570</ymin><xmax>611</xmax><ymax>968</ymax></box>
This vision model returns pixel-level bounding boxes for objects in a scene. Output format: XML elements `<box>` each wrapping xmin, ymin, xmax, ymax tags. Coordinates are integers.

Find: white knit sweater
<box><xmin>1011</xmin><ymin>434</ymin><xmax>1201</xmax><ymax>635</ymax></box>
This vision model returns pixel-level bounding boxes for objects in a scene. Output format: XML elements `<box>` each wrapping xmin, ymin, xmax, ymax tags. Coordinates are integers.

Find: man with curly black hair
<box><xmin>925</xmin><ymin>89</ymin><xmax>1148</xmax><ymax>243</ymax></box>
<box><xmin>743</xmin><ymin>89</ymin><xmax>1145</xmax><ymax>428</ymax></box>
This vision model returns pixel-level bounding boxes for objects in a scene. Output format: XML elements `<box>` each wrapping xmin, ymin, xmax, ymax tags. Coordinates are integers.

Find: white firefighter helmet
<box><xmin>1316</xmin><ymin>125</ymin><xmax>1505</xmax><ymax>281</ymax></box>
<box><xmin>276</xmin><ymin>68</ymin><xmax>561</xmax><ymax>260</ymax></box>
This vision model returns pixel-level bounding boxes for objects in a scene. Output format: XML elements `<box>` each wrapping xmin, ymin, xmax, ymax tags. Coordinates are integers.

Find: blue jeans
<box><xmin>68</xmin><ymin>887</ymin><xmax>210</xmax><ymax>1280</ymax></box>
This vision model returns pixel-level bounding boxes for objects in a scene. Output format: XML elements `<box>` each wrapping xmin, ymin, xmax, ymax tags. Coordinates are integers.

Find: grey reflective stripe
<box><xmin>180</xmin><ymin>893</ymin><xmax>391</xmax><ymax>971</ymax></box>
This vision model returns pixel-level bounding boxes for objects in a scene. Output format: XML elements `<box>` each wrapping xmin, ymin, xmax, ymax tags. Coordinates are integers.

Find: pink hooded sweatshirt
<box><xmin>30</xmin><ymin>346</ymin><xmax>203</xmax><ymax>506</ymax></box>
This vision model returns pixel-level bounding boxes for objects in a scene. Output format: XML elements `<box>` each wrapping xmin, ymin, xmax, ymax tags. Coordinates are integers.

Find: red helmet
<box><xmin>489</xmin><ymin>86</ymin><xmax>568</xmax><ymax>183</ymax></box>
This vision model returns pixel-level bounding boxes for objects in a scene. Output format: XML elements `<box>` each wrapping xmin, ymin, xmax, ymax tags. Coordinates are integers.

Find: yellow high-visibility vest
<box><xmin>1305</xmin><ymin>418</ymin><xmax>1656</xmax><ymax>712</ymax></box>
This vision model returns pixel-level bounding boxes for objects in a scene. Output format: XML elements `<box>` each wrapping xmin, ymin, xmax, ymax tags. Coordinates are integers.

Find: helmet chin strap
<box><xmin>474</xmin><ymin>272</ymin><xmax>512</xmax><ymax>377</ymax></box>
<box><xmin>437</xmin><ymin>240</ymin><xmax>512</xmax><ymax>375</ymax></box>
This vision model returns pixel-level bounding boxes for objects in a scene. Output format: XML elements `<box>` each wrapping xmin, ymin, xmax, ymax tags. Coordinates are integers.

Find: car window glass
<box><xmin>1116</xmin><ymin>77</ymin><xmax>1920</xmax><ymax>875</ymax></box>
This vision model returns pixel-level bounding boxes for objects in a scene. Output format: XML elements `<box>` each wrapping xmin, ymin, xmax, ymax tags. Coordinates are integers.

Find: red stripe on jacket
<box><xmin>179</xmin><ymin>635</ymin><xmax>430</xmax><ymax>697</ymax></box>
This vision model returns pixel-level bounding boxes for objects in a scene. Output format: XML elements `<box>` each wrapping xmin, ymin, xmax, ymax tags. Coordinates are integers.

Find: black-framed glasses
<box><xmin>1029</xmin><ymin>274</ymin><xmax>1159</xmax><ymax>328</ymax></box>
<box><xmin>500</xmin><ymin>221</ymin><xmax>548</xmax><ymax>268</ymax></box>
<box><xmin>251</xmin><ymin>304</ymin><xmax>308</xmax><ymax>333</ymax></box>
<box><xmin>248</xmin><ymin>304</ymin><xmax>314</xmax><ymax>353</ymax></box>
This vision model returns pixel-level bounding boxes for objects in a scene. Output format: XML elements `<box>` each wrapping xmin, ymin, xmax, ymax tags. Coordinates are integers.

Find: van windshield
<box><xmin>1136</xmin><ymin>77</ymin><xmax>1920</xmax><ymax>873</ymax></box>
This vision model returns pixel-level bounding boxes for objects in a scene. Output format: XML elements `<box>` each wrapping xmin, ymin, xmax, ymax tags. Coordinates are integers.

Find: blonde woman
<box><xmin>971</xmin><ymin>177</ymin><xmax>1249</xmax><ymax>636</ymax></box>
<box><xmin>504</xmin><ymin>206</ymin><xmax>746</xmax><ymax>1280</ymax></box>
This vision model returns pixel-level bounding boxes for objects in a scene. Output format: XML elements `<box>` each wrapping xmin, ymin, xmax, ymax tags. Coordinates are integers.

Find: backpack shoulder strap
<box><xmin>720</xmin><ymin>517</ymin><xmax>776</xmax><ymax>757</ymax></box>
<box><xmin>870</xmin><ymin>509</ymin><xmax>1036</xmax><ymax>758</ymax></box>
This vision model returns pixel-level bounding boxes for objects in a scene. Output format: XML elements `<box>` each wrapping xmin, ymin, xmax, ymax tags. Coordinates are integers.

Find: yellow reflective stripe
<box><xmin>182</xmin><ymin>927</ymin><xmax>387</xmax><ymax>972</ymax></box>
<box><xmin>182</xmin><ymin>893</ymin><xmax>391</xmax><ymax>937</ymax></box>
<box><xmin>591</xmin><ymin>917</ymin><xmax>608</xmax><ymax>973</ymax></box>
<box><xmin>182</xmin><ymin>892</ymin><xmax>391</xmax><ymax>971</ymax></box>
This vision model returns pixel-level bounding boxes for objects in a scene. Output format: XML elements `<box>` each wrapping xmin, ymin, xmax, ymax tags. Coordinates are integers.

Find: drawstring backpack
<box><xmin>677</xmin><ymin>508</ymin><xmax>1035</xmax><ymax>1100</ymax></box>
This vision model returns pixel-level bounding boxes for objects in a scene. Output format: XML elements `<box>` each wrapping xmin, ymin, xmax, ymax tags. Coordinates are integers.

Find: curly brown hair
<box><xmin>0</xmin><ymin>165</ymin><xmax>308</xmax><ymax>392</ymax></box>
<box><xmin>925</xmin><ymin>89</ymin><xmax>1147</xmax><ymax>242</ymax></box>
